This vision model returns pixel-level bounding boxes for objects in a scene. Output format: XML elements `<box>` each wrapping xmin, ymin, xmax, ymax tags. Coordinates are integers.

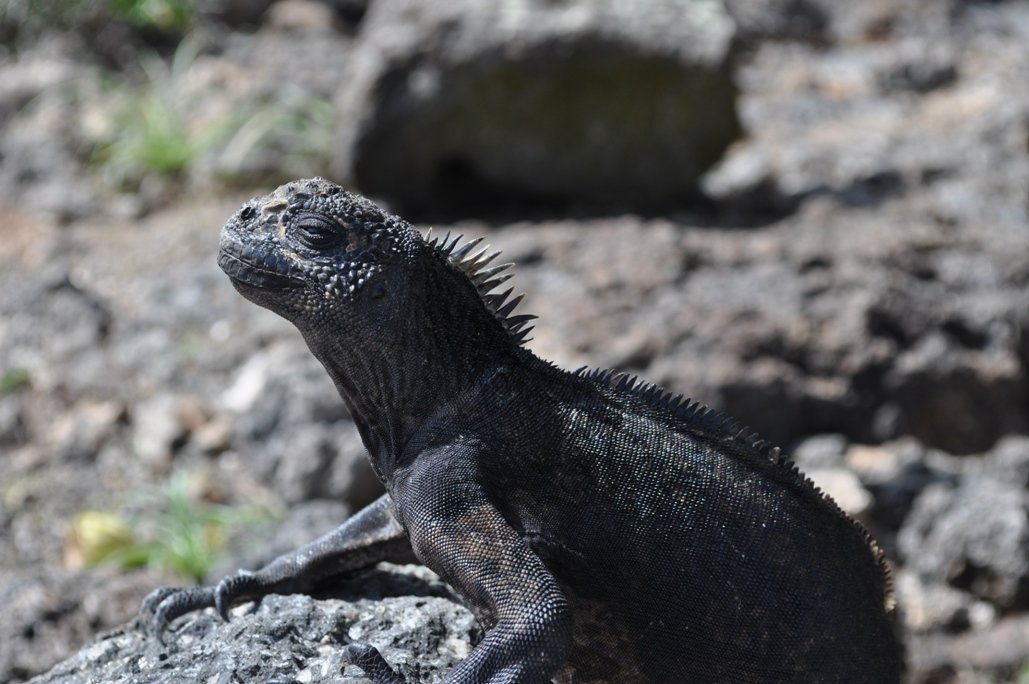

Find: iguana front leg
<box><xmin>412</xmin><ymin>499</ymin><xmax>573</xmax><ymax>683</ymax></box>
<box><xmin>351</xmin><ymin>444</ymin><xmax>574</xmax><ymax>684</ymax></box>
<box><xmin>140</xmin><ymin>493</ymin><xmax>415</xmax><ymax>640</ymax></box>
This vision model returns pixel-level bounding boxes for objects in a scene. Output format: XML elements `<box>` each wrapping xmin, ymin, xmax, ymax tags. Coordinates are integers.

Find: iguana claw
<box><xmin>342</xmin><ymin>643</ymin><xmax>406</xmax><ymax>684</ymax></box>
<box><xmin>139</xmin><ymin>585</ymin><xmax>216</xmax><ymax>644</ymax></box>
<box><xmin>214</xmin><ymin>569</ymin><xmax>261</xmax><ymax>621</ymax></box>
<box><xmin>140</xmin><ymin>569</ymin><xmax>278</xmax><ymax>644</ymax></box>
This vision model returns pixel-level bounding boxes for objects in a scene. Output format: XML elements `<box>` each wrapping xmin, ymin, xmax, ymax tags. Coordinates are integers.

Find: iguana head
<box><xmin>219</xmin><ymin>177</ymin><xmax>534</xmax><ymax>345</ymax></box>
<box><xmin>217</xmin><ymin>177</ymin><xmax>420</xmax><ymax>330</ymax></box>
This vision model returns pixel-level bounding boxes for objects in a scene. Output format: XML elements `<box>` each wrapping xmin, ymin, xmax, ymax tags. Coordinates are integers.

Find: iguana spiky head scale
<box><xmin>426</xmin><ymin>229</ymin><xmax>536</xmax><ymax>344</ymax></box>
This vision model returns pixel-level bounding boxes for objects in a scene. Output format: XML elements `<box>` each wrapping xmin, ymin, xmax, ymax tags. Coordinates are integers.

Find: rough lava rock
<box><xmin>332</xmin><ymin>0</ymin><xmax>741</xmax><ymax>211</ymax></box>
<box><xmin>28</xmin><ymin>565</ymin><xmax>478</xmax><ymax>684</ymax></box>
<box><xmin>1</xmin><ymin>566</ymin><xmax>161</xmax><ymax>684</ymax></box>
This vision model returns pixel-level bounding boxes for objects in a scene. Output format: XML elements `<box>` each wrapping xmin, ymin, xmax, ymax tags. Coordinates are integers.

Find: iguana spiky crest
<box><xmin>424</xmin><ymin>228</ymin><xmax>537</xmax><ymax>345</ymax></box>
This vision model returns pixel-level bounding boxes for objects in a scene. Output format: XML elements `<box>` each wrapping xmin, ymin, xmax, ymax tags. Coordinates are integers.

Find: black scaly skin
<box><xmin>141</xmin><ymin>178</ymin><xmax>904</xmax><ymax>683</ymax></box>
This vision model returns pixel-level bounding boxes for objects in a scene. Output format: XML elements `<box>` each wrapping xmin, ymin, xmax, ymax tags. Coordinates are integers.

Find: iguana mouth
<box><xmin>218</xmin><ymin>245</ymin><xmax>305</xmax><ymax>290</ymax></box>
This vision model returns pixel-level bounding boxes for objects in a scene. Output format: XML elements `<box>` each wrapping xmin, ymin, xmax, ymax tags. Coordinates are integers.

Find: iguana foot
<box><xmin>139</xmin><ymin>569</ymin><xmax>275</xmax><ymax>643</ymax></box>
<box><xmin>342</xmin><ymin>643</ymin><xmax>406</xmax><ymax>684</ymax></box>
<box><xmin>139</xmin><ymin>585</ymin><xmax>217</xmax><ymax>644</ymax></box>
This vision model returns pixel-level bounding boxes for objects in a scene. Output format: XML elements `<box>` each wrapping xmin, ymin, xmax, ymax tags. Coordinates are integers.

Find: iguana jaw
<box><xmin>217</xmin><ymin>240</ymin><xmax>306</xmax><ymax>291</ymax></box>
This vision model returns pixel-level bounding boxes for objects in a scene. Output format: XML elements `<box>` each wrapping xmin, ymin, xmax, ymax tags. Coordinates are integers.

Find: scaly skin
<box><xmin>141</xmin><ymin>178</ymin><xmax>903</xmax><ymax>683</ymax></box>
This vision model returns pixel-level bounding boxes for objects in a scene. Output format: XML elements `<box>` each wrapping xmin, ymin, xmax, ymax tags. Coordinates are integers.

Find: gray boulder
<box><xmin>333</xmin><ymin>0</ymin><xmax>741</xmax><ymax>211</ymax></box>
<box><xmin>898</xmin><ymin>477</ymin><xmax>1029</xmax><ymax>610</ymax></box>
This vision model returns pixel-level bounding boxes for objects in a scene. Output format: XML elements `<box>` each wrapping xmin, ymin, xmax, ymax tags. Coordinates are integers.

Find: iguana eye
<box><xmin>295</xmin><ymin>214</ymin><xmax>342</xmax><ymax>250</ymax></box>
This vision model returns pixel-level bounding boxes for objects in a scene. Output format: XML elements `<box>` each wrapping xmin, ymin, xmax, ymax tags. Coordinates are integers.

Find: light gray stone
<box><xmin>333</xmin><ymin>0</ymin><xmax>741</xmax><ymax>210</ymax></box>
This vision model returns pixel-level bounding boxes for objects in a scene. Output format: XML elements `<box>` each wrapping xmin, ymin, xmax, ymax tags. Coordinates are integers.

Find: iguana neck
<box><xmin>300</xmin><ymin>297</ymin><xmax>518</xmax><ymax>482</ymax></box>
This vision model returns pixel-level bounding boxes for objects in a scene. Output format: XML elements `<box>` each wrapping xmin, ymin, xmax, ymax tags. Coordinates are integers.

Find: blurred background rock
<box><xmin>0</xmin><ymin>0</ymin><xmax>1027</xmax><ymax>682</ymax></box>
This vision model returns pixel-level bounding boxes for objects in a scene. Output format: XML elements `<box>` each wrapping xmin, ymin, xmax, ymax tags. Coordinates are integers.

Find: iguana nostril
<box><xmin>240</xmin><ymin>205</ymin><xmax>256</xmax><ymax>221</ymax></box>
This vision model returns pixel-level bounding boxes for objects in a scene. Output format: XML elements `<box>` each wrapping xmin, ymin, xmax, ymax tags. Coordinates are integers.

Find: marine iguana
<box><xmin>141</xmin><ymin>177</ymin><xmax>903</xmax><ymax>683</ymax></box>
